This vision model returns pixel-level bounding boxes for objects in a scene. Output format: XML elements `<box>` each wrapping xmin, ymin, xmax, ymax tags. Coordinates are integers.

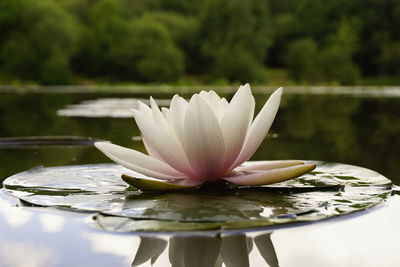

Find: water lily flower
<box><xmin>95</xmin><ymin>84</ymin><xmax>315</xmax><ymax>190</ymax></box>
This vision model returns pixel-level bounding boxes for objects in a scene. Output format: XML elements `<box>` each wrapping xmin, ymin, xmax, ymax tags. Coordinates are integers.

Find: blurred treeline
<box><xmin>0</xmin><ymin>0</ymin><xmax>399</xmax><ymax>85</ymax></box>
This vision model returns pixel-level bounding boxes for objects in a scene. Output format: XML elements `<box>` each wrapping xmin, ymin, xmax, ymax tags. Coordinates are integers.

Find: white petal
<box><xmin>231</xmin><ymin>88</ymin><xmax>283</xmax><ymax>168</ymax></box>
<box><xmin>199</xmin><ymin>90</ymin><xmax>227</xmax><ymax>121</ymax></box>
<box><xmin>223</xmin><ymin>163</ymin><xmax>316</xmax><ymax>186</ymax></box>
<box><xmin>222</xmin><ymin>84</ymin><xmax>255</xmax><ymax>170</ymax></box>
<box><xmin>94</xmin><ymin>142</ymin><xmax>184</xmax><ymax>180</ymax></box>
<box><xmin>236</xmin><ymin>160</ymin><xmax>304</xmax><ymax>172</ymax></box>
<box><xmin>174</xmin><ymin>179</ymin><xmax>204</xmax><ymax>187</ymax></box>
<box><xmin>150</xmin><ymin>97</ymin><xmax>169</xmax><ymax>130</ymax></box>
<box><xmin>161</xmin><ymin>107</ymin><xmax>170</xmax><ymax>122</ymax></box>
<box><xmin>205</xmin><ymin>90</ymin><xmax>223</xmax><ymax>108</ymax></box>
<box><xmin>220</xmin><ymin>97</ymin><xmax>229</xmax><ymax>110</ymax></box>
<box><xmin>169</xmin><ymin>94</ymin><xmax>188</xmax><ymax>141</ymax></box>
<box><xmin>137</xmin><ymin>101</ymin><xmax>152</xmax><ymax>116</ymax></box>
<box><xmin>133</xmin><ymin>109</ymin><xmax>196</xmax><ymax>177</ymax></box>
<box><xmin>183</xmin><ymin>94</ymin><xmax>226</xmax><ymax>179</ymax></box>
<box><xmin>142</xmin><ymin>137</ymin><xmax>165</xmax><ymax>162</ymax></box>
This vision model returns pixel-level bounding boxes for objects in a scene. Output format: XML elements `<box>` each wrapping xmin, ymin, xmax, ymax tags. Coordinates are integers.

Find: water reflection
<box><xmin>38</xmin><ymin>214</ymin><xmax>65</xmax><ymax>233</ymax></box>
<box><xmin>131</xmin><ymin>232</ymin><xmax>278</xmax><ymax>267</ymax></box>
<box><xmin>0</xmin><ymin>189</ymin><xmax>280</xmax><ymax>267</ymax></box>
<box><xmin>2</xmin><ymin>188</ymin><xmax>400</xmax><ymax>266</ymax></box>
<box><xmin>0</xmin><ymin>238</ymin><xmax>60</xmax><ymax>267</ymax></box>
<box><xmin>1</xmin><ymin>89</ymin><xmax>400</xmax><ymax>266</ymax></box>
<box><xmin>0</xmin><ymin>190</ymin><xmax>136</xmax><ymax>266</ymax></box>
<box><xmin>0</xmin><ymin>191</ymin><xmax>32</xmax><ymax>228</ymax></box>
<box><xmin>1</xmin><ymin>91</ymin><xmax>400</xmax><ymax>185</ymax></box>
<box><xmin>132</xmin><ymin>237</ymin><xmax>167</xmax><ymax>266</ymax></box>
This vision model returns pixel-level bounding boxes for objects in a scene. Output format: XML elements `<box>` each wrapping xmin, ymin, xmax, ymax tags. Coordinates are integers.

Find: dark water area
<box><xmin>1</xmin><ymin>88</ymin><xmax>400</xmax><ymax>267</ymax></box>
<box><xmin>0</xmin><ymin>89</ymin><xmax>399</xmax><ymax>185</ymax></box>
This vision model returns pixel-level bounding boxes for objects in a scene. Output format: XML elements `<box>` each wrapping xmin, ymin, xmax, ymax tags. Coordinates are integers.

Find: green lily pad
<box><xmin>121</xmin><ymin>174</ymin><xmax>199</xmax><ymax>191</ymax></box>
<box><xmin>2</xmin><ymin>161</ymin><xmax>392</xmax><ymax>232</ymax></box>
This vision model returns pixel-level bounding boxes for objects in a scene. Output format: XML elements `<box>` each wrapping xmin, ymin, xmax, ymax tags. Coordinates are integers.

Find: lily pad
<box><xmin>2</xmin><ymin>161</ymin><xmax>392</xmax><ymax>232</ymax></box>
<box><xmin>57</xmin><ymin>98</ymin><xmax>171</xmax><ymax>118</ymax></box>
<box><xmin>0</xmin><ymin>136</ymin><xmax>104</xmax><ymax>148</ymax></box>
<box><xmin>121</xmin><ymin>174</ymin><xmax>199</xmax><ymax>191</ymax></box>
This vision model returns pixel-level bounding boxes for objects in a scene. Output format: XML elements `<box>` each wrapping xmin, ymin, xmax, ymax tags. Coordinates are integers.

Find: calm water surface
<box><xmin>0</xmin><ymin>89</ymin><xmax>399</xmax><ymax>185</ymax></box>
<box><xmin>1</xmin><ymin>88</ymin><xmax>400</xmax><ymax>266</ymax></box>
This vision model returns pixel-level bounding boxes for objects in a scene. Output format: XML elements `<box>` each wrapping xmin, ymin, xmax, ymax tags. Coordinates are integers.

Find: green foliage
<box><xmin>0</xmin><ymin>0</ymin><xmax>79</xmax><ymax>84</ymax></box>
<box><xmin>380</xmin><ymin>42</ymin><xmax>400</xmax><ymax>75</ymax></box>
<box><xmin>211</xmin><ymin>46</ymin><xmax>263</xmax><ymax>83</ymax></box>
<box><xmin>129</xmin><ymin>17</ymin><xmax>184</xmax><ymax>82</ymax></box>
<box><xmin>318</xmin><ymin>19</ymin><xmax>361</xmax><ymax>85</ymax></box>
<box><xmin>317</xmin><ymin>46</ymin><xmax>360</xmax><ymax>85</ymax></box>
<box><xmin>87</xmin><ymin>0</ymin><xmax>128</xmax><ymax>77</ymax></box>
<box><xmin>1</xmin><ymin>34</ymin><xmax>36</xmax><ymax>80</ymax></box>
<box><xmin>354</xmin><ymin>0</ymin><xmax>400</xmax><ymax>75</ymax></box>
<box><xmin>63</xmin><ymin>0</ymin><xmax>184</xmax><ymax>82</ymax></box>
<box><xmin>41</xmin><ymin>51</ymin><xmax>72</xmax><ymax>85</ymax></box>
<box><xmin>285</xmin><ymin>19</ymin><xmax>361</xmax><ymax>85</ymax></box>
<box><xmin>199</xmin><ymin>0</ymin><xmax>271</xmax><ymax>83</ymax></box>
<box><xmin>160</xmin><ymin>0</ymin><xmax>202</xmax><ymax>14</ymax></box>
<box><xmin>0</xmin><ymin>0</ymin><xmax>398</xmax><ymax>84</ymax></box>
<box><xmin>110</xmin><ymin>17</ymin><xmax>184</xmax><ymax>82</ymax></box>
<box><xmin>0</xmin><ymin>0</ymin><xmax>25</xmax><ymax>43</ymax></box>
<box><xmin>285</xmin><ymin>38</ymin><xmax>318</xmax><ymax>82</ymax></box>
<box><xmin>143</xmin><ymin>12</ymin><xmax>199</xmax><ymax>72</ymax></box>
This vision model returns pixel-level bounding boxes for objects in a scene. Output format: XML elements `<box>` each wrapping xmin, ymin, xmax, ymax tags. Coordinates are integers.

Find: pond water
<box><xmin>1</xmin><ymin>87</ymin><xmax>400</xmax><ymax>266</ymax></box>
<box><xmin>1</xmin><ymin>88</ymin><xmax>400</xmax><ymax>185</ymax></box>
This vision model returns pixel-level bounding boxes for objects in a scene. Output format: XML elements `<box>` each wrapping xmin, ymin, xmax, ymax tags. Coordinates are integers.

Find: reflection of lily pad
<box><xmin>2</xmin><ymin>161</ymin><xmax>392</xmax><ymax>232</ymax></box>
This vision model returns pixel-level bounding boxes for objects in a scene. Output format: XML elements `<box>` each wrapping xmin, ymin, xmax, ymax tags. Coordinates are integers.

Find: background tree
<box><xmin>199</xmin><ymin>0</ymin><xmax>271</xmax><ymax>83</ymax></box>
<box><xmin>284</xmin><ymin>38</ymin><xmax>319</xmax><ymax>83</ymax></box>
<box><xmin>111</xmin><ymin>17</ymin><xmax>184</xmax><ymax>82</ymax></box>
<box><xmin>0</xmin><ymin>0</ymin><xmax>398</xmax><ymax>85</ymax></box>
<box><xmin>143</xmin><ymin>12</ymin><xmax>199</xmax><ymax>73</ymax></box>
<box><xmin>0</xmin><ymin>0</ymin><xmax>79</xmax><ymax>84</ymax></box>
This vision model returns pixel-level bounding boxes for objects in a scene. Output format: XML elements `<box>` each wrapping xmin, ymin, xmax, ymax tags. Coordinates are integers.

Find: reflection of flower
<box><xmin>131</xmin><ymin>232</ymin><xmax>279</xmax><ymax>267</ymax></box>
<box><xmin>95</xmin><ymin>84</ymin><xmax>315</xmax><ymax>189</ymax></box>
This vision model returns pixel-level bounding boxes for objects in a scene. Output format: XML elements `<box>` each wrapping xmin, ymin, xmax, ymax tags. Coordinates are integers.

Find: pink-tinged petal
<box><xmin>223</xmin><ymin>163</ymin><xmax>316</xmax><ymax>186</ymax></box>
<box><xmin>94</xmin><ymin>142</ymin><xmax>184</xmax><ymax>180</ymax></box>
<box><xmin>221</xmin><ymin>84</ymin><xmax>255</xmax><ymax>170</ymax></box>
<box><xmin>174</xmin><ymin>178</ymin><xmax>204</xmax><ymax>187</ymax></box>
<box><xmin>183</xmin><ymin>94</ymin><xmax>226</xmax><ymax>179</ymax></box>
<box><xmin>133</xmin><ymin>109</ymin><xmax>196</xmax><ymax>178</ymax></box>
<box><xmin>236</xmin><ymin>160</ymin><xmax>304</xmax><ymax>172</ymax></box>
<box><xmin>231</xmin><ymin>88</ymin><xmax>283</xmax><ymax>168</ymax></box>
<box><xmin>142</xmin><ymin>137</ymin><xmax>165</xmax><ymax>162</ymax></box>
